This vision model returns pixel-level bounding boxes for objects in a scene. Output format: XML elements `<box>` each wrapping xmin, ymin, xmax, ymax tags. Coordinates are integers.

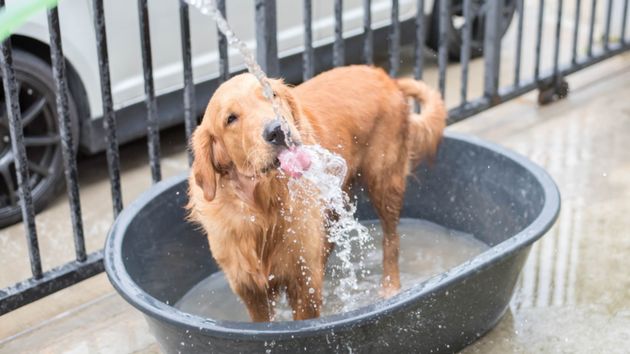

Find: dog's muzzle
<box><xmin>262</xmin><ymin>119</ymin><xmax>289</xmax><ymax>148</ymax></box>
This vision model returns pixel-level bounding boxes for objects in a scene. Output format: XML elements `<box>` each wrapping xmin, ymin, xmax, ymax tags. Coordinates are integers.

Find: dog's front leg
<box><xmin>235</xmin><ymin>285</ymin><xmax>273</xmax><ymax>322</ymax></box>
<box><xmin>286</xmin><ymin>266</ymin><xmax>323</xmax><ymax>320</ymax></box>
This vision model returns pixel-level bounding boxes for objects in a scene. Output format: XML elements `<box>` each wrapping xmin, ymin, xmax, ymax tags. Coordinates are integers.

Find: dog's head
<box><xmin>191</xmin><ymin>73</ymin><xmax>308</xmax><ymax>202</ymax></box>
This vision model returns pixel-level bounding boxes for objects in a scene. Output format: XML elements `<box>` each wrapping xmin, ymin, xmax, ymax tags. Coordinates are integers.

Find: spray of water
<box><xmin>287</xmin><ymin>146</ymin><xmax>373</xmax><ymax>308</ymax></box>
<box><xmin>186</xmin><ymin>0</ymin><xmax>373</xmax><ymax>310</ymax></box>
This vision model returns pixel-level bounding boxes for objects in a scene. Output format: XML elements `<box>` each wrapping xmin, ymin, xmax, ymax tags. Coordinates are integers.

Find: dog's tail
<box><xmin>396</xmin><ymin>78</ymin><xmax>447</xmax><ymax>167</ymax></box>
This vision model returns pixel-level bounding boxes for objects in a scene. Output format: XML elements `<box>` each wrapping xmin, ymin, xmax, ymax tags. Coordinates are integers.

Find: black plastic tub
<box><xmin>105</xmin><ymin>132</ymin><xmax>560</xmax><ymax>353</ymax></box>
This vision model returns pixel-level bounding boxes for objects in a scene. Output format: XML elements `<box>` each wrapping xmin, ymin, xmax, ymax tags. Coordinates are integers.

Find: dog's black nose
<box><xmin>263</xmin><ymin>120</ymin><xmax>287</xmax><ymax>147</ymax></box>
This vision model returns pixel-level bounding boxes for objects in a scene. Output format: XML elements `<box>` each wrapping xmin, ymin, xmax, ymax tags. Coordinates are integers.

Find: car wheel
<box><xmin>0</xmin><ymin>50</ymin><xmax>79</xmax><ymax>228</ymax></box>
<box><xmin>427</xmin><ymin>0</ymin><xmax>517</xmax><ymax>61</ymax></box>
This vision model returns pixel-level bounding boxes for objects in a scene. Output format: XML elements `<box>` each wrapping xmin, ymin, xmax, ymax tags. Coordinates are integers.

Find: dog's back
<box><xmin>294</xmin><ymin>65</ymin><xmax>411</xmax><ymax>179</ymax></box>
<box><xmin>294</xmin><ymin>65</ymin><xmax>446</xmax><ymax>175</ymax></box>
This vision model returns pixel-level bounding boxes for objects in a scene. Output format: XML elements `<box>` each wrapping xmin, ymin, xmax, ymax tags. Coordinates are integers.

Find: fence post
<box><xmin>363</xmin><ymin>0</ymin><xmax>373</xmax><ymax>65</ymax></box>
<box><xmin>137</xmin><ymin>0</ymin><xmax>162</xmax><ymax>184</ymax></box>
<box><xmin>539</xmin><ymin>0</ymin><xmax>569</xmax><ymax>104</ymax></box>
<box><xmin>460</xmin><ymin>0</ymin><xmax>472</xmax><ymax>105</ymax></box>
<box><xmin>437</xmin><ymin>0</ymin><xmax>449</xmax><ymax>98</ymax></box>
<box><xmin>303</xmin><ymin>0</ymin><xmax>314</xmax><ymax>80</ymax></box>
<box><xmin>0</xmin><ymin>0</ymin><xmax>42</xmax><ymax>278</ymax></box>
<box><xmin>47</xmin><ymin>7</ymin><xmax>86</xmax><ymax>262</ymax></box>
<box><xmin>216</xmin><ymin>0</ymin><xmax>229</xmax><ymax>83</ymax></box>
<box><xmin>179</xmin><ymin>1</ymin><xmax>196</xmax><ymax>166</ymax></box>
<box><xmin>389</xmin><ymin>0</ymin><xmax>400</xmax><ymax>77</ymax></box>
<box><xmin>483</xmin><ymin>0</ymin><xmax>502</xmax><ymax>104</ymax></box>
<box><xmin>92</xmin><ymin>0</ymin><xmax>123</xmax><ymax>216</ymax></box>
<box><xmin>334</xmin><ymin>0</ymin><xmax>345</xmax><ymax>67</ymax></box>
<box><xmin>413</xmin><ymin>0</ymin><xmax>425</xmax><ymax>81</ymax></box>
<box><xmin>255</xmin><ymin>0</ymin><xmax>279</xmax><ymax>77</ymax></box>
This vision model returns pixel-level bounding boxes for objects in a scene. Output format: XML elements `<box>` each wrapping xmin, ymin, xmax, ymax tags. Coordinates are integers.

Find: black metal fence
<box><xmin>1</xmin><ymin>0</ymin><xmax>629</xmax><ymax>315</ymax></box>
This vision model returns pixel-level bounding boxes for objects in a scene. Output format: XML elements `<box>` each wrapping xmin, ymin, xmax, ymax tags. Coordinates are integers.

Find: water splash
<box><xmin>287</xmin><ymin>146</ymin><xmax>373</xmax><ymax>309</ymax></box>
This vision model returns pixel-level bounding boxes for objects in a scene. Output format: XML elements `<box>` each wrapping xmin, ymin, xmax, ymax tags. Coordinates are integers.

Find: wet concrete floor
<box><xmin>1</xmin><ymin>1</ymin><xmax>629</xmax><ymax>352</ymax></box>
<box><xmin>457</xmin><ymin>54</ymin><xmax>630</xmax><ymax>354</ymax></box>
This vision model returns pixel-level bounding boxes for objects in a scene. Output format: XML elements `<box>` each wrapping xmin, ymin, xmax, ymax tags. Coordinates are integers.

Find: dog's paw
<box><xmin>378</xmin><ymin>284</ymin><xmax>400</xmax><ymax>299</ymax></box>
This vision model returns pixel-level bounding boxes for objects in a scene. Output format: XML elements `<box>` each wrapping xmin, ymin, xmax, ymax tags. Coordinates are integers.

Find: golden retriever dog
<box><xmin>187</xmin><ymin>65</ymin><xmax>446</xmax><ymax>322</ymax></box>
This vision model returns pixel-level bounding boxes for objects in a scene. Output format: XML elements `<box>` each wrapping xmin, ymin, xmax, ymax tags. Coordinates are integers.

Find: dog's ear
<box><xmin>276</xmin><ymin>84</ymin><xmax>303</xmax><ymax>127</ymax></box>
<box><xmin>191</xmin><ymin>129</ymin><xmax>230</xmax><ymax>202</ymax></box>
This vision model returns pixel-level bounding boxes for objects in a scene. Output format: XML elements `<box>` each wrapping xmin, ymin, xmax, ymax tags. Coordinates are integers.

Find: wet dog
<box><xmin>187</xmin><ymin>65</ymin><xmax>446</xmax><ymax>321</ymax></box>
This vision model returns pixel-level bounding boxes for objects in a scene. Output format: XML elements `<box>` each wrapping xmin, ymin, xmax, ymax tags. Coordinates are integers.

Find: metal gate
<box><xmin>1</xmin><ymin>0</ymin><xmax>629</xmax><ymax>314</ymax></box>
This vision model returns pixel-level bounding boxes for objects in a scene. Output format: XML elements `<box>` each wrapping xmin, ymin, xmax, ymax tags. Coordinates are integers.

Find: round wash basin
<box><xmin>104</xmin><ymin>132</ymin><xmax>560</xmax><ymax>353</ymax></box>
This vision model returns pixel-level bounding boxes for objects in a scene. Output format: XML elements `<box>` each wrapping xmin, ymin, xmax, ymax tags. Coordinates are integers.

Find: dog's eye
<box><xmin>226</xmin><ymin>114</ymin><xmax>238</xmax><ymax>125</ymax></box>
<box><xmin>272</xmin><ymin>91</ymin><xmax>277</xmax><ymax>98</ymax></box>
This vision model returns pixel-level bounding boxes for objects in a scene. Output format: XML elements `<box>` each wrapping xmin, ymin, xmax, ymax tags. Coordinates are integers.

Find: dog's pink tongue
<box><xmin>278</xmin><ymin>147</ymin><xmax>311</xmax><ymax>178</ymax></box>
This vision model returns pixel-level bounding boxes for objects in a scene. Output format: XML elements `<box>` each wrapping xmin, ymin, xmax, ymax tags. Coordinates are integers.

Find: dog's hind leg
<box><xmin>362</xmin><ymin>163</ymin><xmax>407</xmax><ymax>298</ymax></box>
<box><xmin>236</xmin><ymin>285</ymin><xmax>273</xmax><ymax>322</ymax></box>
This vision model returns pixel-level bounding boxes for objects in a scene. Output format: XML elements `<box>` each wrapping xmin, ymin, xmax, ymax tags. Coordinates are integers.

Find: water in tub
<box><xmin>176</xmin><ymin>219</ymin><xmax>488</xmax><ymax>321</ymax></box>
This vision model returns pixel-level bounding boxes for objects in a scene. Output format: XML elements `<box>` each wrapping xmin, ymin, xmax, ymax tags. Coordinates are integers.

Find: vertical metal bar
<box><xmin>514</xmin><ymin>0</ymin><xmax>525</xmax><ymax>86</ymax></box>
<box><xmin>587</xmin><ymin>0</ymin><xmax>597</xmax><ymax>56</ymax></box>
<box><xmin>303</xmin><ymin>0</ymin><xmax>314</xmax><ymax>80</ymax></box>
<box><xmin>414</xmin><ymin>0</ymin><xmax>425</xmax><ymax>81</ymax></box>
<box><xmin>389</xmin><ymin>0</ymin><xmax>400</xmax><ymax>76</ymax></box>
<box><xmin>438</xmin><ymin>0</ymin><xmax>450</xmax><ymax>98</ymax></box>
<box><xmin>179</xmin><ymin>1</ymin><xmax>196</xmax><ymax>166</ymax></box>
<box><xmin>572</xmin><ymin>0</ymin><xmax>582</xmax><ymax>64</ymax></box>
<box><xmin>216</xmin><ymin>0</ymin><xmax>229</xmax><ymax>83</ymax></box>
<box><xmin>255</xmin><ymin>0</ymin><xmax>280</xmax><ymax>76</ymax></box>
<box><xmin>603</xmin><ymin>0</ymin><xmax>613</xmax><ymax>49</ymax></box>
<box><xmin>553</xmin><ymin>0</ymin><xmax>564</xmax><ymax>78</ymax></box>
<box><xmin>483</xmin><ymin>0</ymin><xmax>503</xmax><ymax>101</ymax></box>
<box><xmin>363</xmin><ymin>0</ymin><xmax>373</xmax><ymax>65</ymax></box>
<box><xmin>334</xmin><ymin>0</ymin><xmax>345</xmax><ymax>67</ymax></box>
<box><xmin>47</xmin><ymin>8</ymin><xmax>86</xmax><ymax>262</ymax></box>
<box><xmin>137</xmin><ymin>0</ymin><xmax>161</xmax><ymax>183</ymax></box>
<box><xmin>460</xmin><ymin>0</ymin><xmax>472</xmax><ymax>104</ymax></box>
<box><xmin>92</xmin><ymin>0</ymin><xmax>123</xmax><ymax>216</ymax></box>
<box><xmin>622</xmin><ymin>0</ymin><xmax>629</xmax><ymax>43</ymax></box>
<box><xmin>534</xmin><ymin>0</ymin><xmax>545</xmax><ymax>80</ymax></box>
<box><xmin>0</xmin><ymin>2</ymin><xmax>42</xmax><ymax>278</ymax></box>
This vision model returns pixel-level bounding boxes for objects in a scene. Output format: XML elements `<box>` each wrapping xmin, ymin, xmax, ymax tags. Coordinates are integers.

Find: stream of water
<box><xmin>185</xmin><ymin>0</ymin><xmax>291</xmax><ymax>144</ymax></box>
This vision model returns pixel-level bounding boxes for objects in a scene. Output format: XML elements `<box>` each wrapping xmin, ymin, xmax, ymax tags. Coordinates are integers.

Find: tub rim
<box><xmin>104</xmin><ymin>131</ymin><xmax>560</xmax><ymax>340</ymax></box>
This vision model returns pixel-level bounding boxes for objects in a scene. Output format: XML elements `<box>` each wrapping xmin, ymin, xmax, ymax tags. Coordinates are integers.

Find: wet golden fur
<box><xmin>187</xmin><ymin>65</ymin><xmax>446</xmax><ymax>322</ymax></box>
